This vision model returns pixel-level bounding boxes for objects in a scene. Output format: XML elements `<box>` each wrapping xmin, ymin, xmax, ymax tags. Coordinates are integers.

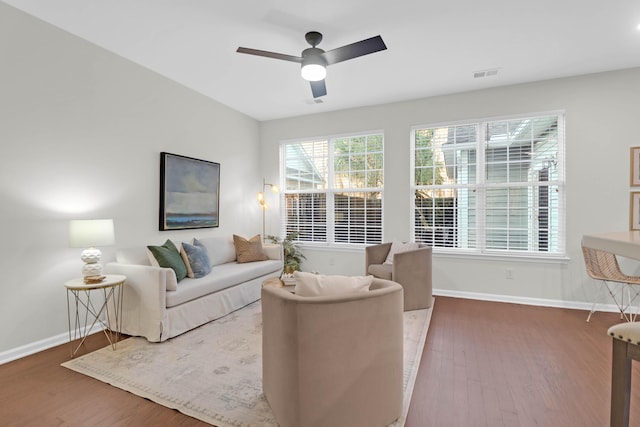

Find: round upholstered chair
<box><xmin>261</xmin><ymin>277</ymin><xmax>404</xmax><ymax>427</ymax></box>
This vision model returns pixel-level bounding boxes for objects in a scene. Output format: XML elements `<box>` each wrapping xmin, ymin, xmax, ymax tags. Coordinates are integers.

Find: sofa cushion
<box><xmin>198</xmin><ymin>236</ymin><xmax>237</xmax><ymax>266</ymax></box>
<box><xmin>384</xmin><ymin>241</ymin><xmax>420</xmax><ymax>264</ymax></box>
<box><xmin>181</xmin><ymin>239</ymin><xmax>212</xmax><ymax>279</ymax></box>
<box><xmin>367</xmin><ymin>263</ymin><xmax>392</xmax><ymax>280</ymax></box>
<box><xmin>147</xmin><ymin>239</ymin><xmax>187</xmax><ymax>282</ymax></box>
<box><xmin>233</xmin><ymin>234</ymin><xmax>268</xmax><ymax>263</ymax></box>
<box><xmin>293</xmin><ymin>271</ymin><xmax>373</xmax><ymax>297</ymax></box>
<box><xmin>165</xmin><ymin>259</ymin><xmax>282</xmax><ymax>308</ymax></box>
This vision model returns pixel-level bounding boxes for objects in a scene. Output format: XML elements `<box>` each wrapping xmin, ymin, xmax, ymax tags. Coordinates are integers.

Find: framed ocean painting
<box><xmin>160</xmin><ymin>152</ymin><xmax>220</xmax><ymax>230</ymax></box>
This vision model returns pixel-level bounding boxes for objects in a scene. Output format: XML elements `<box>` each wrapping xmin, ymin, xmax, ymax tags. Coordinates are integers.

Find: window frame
<box><xmin>410</xmin><ymin>111</ymin><xmax>566</xmax><ymax>260</ymax></box>
<box><xmin>279</xmin><ymin>130</ymin><xmax>385</xmax><ymax>248</ymax></box>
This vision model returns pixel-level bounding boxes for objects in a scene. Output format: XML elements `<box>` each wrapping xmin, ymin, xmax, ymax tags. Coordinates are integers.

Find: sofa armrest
<box><xmin>104</xmin><ymin>262</ymin><xmax>169</xmax><ymax>342</ymax></box>
<box><xmin>263</xmin><ymin>243</ymin><xmax>283</xmax><ymax>261</ymax></box>
<box><xmin>365</xmin><ymin>242</ymin><xmax>392</xmax><ymax>272</ymax></box>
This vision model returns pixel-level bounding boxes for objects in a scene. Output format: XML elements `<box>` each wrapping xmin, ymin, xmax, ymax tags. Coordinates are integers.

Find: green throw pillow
<box><xmin>147</xmin><ymin>239</ymin><xmax>187</xmax><ymax>282</ymax></box>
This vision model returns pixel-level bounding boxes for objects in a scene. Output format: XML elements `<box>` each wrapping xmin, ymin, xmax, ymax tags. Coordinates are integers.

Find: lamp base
<box><xmin>82</xmin><ymin>262</ymin><xmax>103</xmax><ymax>277</ymax></box>
<box><xmin>80</xmin><ymin>247</ymin><xmax>102</xmax><ymax>263</ymax></box>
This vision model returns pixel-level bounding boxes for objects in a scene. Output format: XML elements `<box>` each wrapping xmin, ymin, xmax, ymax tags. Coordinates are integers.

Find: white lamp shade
<box><xmin>69</xmin><ymin>219</ymin><xmax>115</xmax><ymax>248</ymax></box>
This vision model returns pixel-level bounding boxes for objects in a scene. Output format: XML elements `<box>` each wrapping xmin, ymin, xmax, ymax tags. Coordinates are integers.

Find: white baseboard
<box><xmin>0</xmin><ymin>324</ymin><xmax>104</xmax><ymax>365</ymax></box>
<box><xmin>0</xmin><ymin>292</ymin><xmax>621</xmax><ymax>365</ymax></box>
<box><xmin>433</xmin><ymin>288</ymin><xmax>621</xmax><ymax>313</ymax></box>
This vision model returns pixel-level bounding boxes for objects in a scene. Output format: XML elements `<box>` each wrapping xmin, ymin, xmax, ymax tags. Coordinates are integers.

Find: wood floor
<box><xmin>1</xmin><ymin>296</ymin><xmax>639</xmax><ymax>426</ymax></box>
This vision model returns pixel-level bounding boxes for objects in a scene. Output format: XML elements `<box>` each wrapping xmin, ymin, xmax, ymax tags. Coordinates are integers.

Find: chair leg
<box><xmin>586</xmin><ymin>280</ymin><xmax>640</xmax><ymax>322</ymax></box>
<box><xmin>587</xmin><ymin>280</ymin><xmax>605</xmax><ymax>322</ymax></box>
<box><xmin>611</xmin><ymin>338</ymin><xmax>632</xmax><ymax>427</ymax></box>
<box><xmin>624</xmin><ymin>285</ymin><xmax>640</xmax><ymax>322</ymax></box>
<box><xmin>603</xmin><ymin>281</ymin><xmax>630</xmax><ymax>321</ymax></box>
<box><xmin>587</xmin><ymin>302</ymin><xmax>597</xmax><ymax>322</ymax></box>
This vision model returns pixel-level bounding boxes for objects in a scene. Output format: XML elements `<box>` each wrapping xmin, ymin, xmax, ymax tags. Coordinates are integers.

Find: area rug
<box><xmin>62</xmin><ymin>300</ymin><xmax>433</xmax><ymax>427</ymax></box>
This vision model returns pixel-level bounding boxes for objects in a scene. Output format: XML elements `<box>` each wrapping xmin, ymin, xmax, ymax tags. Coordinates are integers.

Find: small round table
<box><xmin>64</xmin><ymin>274</ymin><xmax>126</xmax><ymax>358</ymax></box>
<box><xmin>262</xmin><ymin>277</ymin><xmax>284</xmax><ymax>288</ymax></box>
<box><xmin>262</xmin><ymin>276</ymin><xmax>296</xmax><ymax>292</ymax></box>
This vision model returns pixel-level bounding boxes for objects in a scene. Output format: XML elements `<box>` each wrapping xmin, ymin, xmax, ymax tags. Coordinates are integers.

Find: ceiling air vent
<box><xmin>473</xmin><ymin>68</ymin><xmax>499</xmax><ymax>78</ymax></box>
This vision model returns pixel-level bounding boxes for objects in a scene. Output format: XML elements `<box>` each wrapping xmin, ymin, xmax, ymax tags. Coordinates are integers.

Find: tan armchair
<box><xmin>365</xmin><ymin>242</ymin><xmax>433</xmax><ymax>310</ymax></box>
<box><xmin>261</xmin><ymin>278</ymin><xmax>404</xmax><ymax>427</ymax></box>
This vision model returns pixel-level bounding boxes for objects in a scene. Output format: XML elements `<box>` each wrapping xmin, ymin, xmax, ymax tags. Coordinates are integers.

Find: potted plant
<box><xmin>266</xmin><ymin>232</ymin><xmax>306</xmax><ymax>277</ymax></box>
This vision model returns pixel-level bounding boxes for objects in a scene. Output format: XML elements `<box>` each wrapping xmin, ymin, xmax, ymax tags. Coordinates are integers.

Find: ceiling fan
<box><xmin>236</xmin><ymin>31</ymin><xmax>387</xmax><ymax>98</ymax></box>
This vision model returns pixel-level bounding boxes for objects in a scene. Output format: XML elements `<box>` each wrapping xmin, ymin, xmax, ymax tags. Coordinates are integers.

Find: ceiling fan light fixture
<box><xmin>301</xmin><ymin>52</ymin><xmax>327</xmax><ymax>81</ymax></box>
<box><xmin>301</xmin><ymin>63</ymin><xmax>326</xmax><ymax>81</ymax></box>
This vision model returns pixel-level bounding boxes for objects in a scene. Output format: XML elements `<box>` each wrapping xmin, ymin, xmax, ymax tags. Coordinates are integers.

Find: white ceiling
<box><xmin>4</xmin><ymin>0</ymin><xmax>640</xmax><ymax>121</ymax></box>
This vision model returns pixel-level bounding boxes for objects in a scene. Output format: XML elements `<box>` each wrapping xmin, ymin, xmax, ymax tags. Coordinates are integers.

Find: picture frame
<box><xmin>630</xmin><ymin>192</ymin><xmax>640</xmax><ymax>231</ymax></box>
<box><xmin>160</xmin><ymin>152</ymin><xmax>220</xmax><ymax>230</ymax></box>
<box><xmin>630</xmin><ymin>146</ymin><xmax>640</xmax><ymax>186</ymax></box>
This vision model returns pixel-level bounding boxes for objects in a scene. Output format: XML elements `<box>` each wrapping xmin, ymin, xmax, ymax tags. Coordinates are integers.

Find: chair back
<box><xmin>581</xmin><ymin>245</ymin><xmax>625</xmax><ymax>282</ymax></box>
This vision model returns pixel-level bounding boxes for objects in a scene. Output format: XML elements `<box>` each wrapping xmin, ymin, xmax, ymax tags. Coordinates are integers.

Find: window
<box><xmin>281</xmin><ymin>132</ymin><xmax>383</xmax><ymax>245</ymax></box>
<box><xmin>411</xmin><ymin>113</ymin><xmax>564</xmax><ymax>257</ymax></box>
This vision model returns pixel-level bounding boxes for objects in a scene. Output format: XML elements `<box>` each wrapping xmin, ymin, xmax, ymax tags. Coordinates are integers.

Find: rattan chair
<box><xmin>582</xmin><ymin>244</ymin><xmax>640</xmax><ymax>322</ymax></box>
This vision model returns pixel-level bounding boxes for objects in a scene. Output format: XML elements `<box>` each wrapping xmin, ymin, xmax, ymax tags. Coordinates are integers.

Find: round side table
<box><xmin>64</xmin><ymin>274</ymin><xmax>126</xmax><ymax>358</ymax></box>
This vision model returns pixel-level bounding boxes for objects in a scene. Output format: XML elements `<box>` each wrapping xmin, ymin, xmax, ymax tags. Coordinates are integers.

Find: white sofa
<box><xmin>105</xmin><ymin>236</ymin><xmax>283</xmax><ymax>342</ymax></box>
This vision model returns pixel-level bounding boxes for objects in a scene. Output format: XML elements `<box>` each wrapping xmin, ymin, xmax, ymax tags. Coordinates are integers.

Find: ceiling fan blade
<box><xmin>323</xmin><ymin>35</ymin><xmax>387</xmax><ymax>65</ymax></box>
<box><xmin>236</xmin><ymin>47</ymin><xmax>302</xmax><ymax>63</ymax></box>
<box><xmin>310</xmin><ymin>80</ymin><xmax>327</xmax><ymax>98</ymax></box>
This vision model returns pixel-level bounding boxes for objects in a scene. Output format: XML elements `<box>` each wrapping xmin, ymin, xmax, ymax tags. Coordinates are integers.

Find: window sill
<box><xmin>433</xmin><ymin>249</ymin><xmax>570</xmax><ymax>264</ymax></box>
<box><xmin>297</xmin><ymin>243</ymin><xmax>570</xmax><ymax>263</ymax></box>
<box><xmin>297</xmin><ymin>243</ymin><xmax>368</xmax><ymax>254</ymax></box>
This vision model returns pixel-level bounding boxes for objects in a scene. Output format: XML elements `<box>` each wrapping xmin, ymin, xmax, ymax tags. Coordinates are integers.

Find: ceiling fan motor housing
<box><xmin>302</xmin><ymin>47</ymin><xmax>326</xmax><ymax>64</ymax></box>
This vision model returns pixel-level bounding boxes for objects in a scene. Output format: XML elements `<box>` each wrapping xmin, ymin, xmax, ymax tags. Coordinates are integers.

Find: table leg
<box><xmin>67</xmin><ymin>286</ymin><xmax>120</xmax><ymax>357</ymax></box>
<box><xmin>102</xmin><ymin>286</ymin><xmax>123</xmax><ymax>350</ymax></box>
<box><xmin>611</xmin><ymin>338</ymin><xmax>631</xmax><ymax>427</ymax></box>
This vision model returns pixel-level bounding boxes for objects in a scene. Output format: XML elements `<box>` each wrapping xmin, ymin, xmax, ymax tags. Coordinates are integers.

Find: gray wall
<box><xmin>0</xmin><ymin>4</ymin><xmax>262</xmax><ymax>357</ymax></box>
<box><xmin>260</xmin><ymin>67</ymin><xmax>640</xmax><ymax>307</ymax></box>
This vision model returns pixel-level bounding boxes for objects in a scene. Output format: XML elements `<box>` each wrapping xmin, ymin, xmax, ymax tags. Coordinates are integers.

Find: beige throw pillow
<box><xmin>294</xmin><ymin>271</ymin><xmax>373</xmax><ymax>297</ymax></box>
<box><xmin>384</xmin><ymin>241</ymin><xmax>420</xmax><ymax>265</ymax></box>
<box><xmin>233</xmin><ymin>234</ymin><xmax>268</xmax><ymax>263</ymax></box>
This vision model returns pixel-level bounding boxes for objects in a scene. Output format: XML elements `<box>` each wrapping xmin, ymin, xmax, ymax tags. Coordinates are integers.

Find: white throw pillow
<box><xmin>294</xmin><ymin>271</ymin><xmax>373</xmax><ymax>297</ymax></box>
<box><xmin>198</xmin><ymin>237</ymin><xmax>237</xmax><ymax>266</ymax></box>
<box><xmin>384</xmin><ymin>241</ymin><xmax>420</xmax><ymax>265</ymax></box>
<box><xmin>116</xmin><ymin>247</ymin><xmax>152</xmax><ymax>266</ymax></box>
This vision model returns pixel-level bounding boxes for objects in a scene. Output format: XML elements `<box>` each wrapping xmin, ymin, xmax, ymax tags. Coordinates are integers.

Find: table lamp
<box><xmin>69</xmin><ymin>219</ymin><xmax>115</xmax><ymax>280</ymax></box>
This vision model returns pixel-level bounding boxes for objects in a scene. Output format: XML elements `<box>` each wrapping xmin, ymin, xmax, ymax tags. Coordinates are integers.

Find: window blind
<box><xmin>411</xmin><ymin>113</ymin><xmax>565</xmax><ymax>257</ymax></box>
<box><xmin>281</xmin><ymin>133</ymin><xmax>384</xmax><ymax>245</ymax></box>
